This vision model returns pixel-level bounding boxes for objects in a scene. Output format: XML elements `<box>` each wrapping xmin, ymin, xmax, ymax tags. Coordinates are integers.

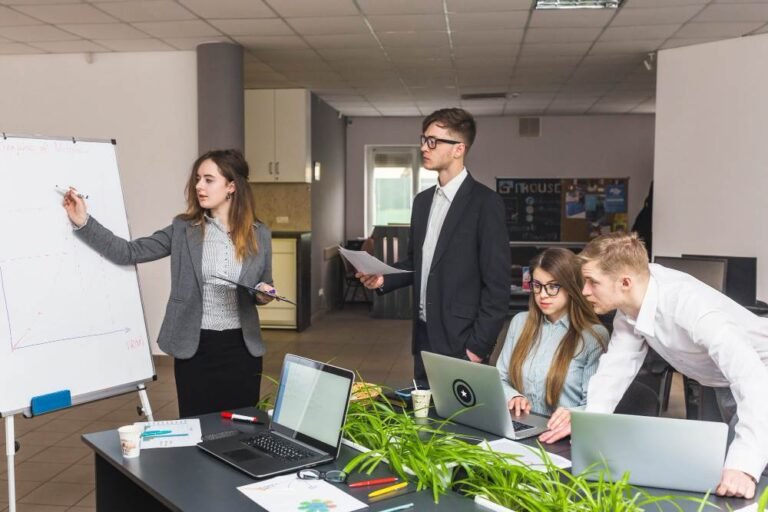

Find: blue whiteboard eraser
<box><xmin>30</xmin><ymin>390</ymin><xmax>72</xmax><ymax>416</ymax></box>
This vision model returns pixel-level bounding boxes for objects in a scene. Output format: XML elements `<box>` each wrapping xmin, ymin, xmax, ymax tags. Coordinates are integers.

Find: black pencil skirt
<box><xmin>174</xmin><ymin>329</ymin><xmax>262</xmax><ymax>418</ymax></box>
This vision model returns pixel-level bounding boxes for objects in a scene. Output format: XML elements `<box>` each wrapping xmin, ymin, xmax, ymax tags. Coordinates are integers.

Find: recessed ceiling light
<box><xmin>535</xmin><ymin>0</ymin><xmax>622</xmax><ymax>9</ymax></box>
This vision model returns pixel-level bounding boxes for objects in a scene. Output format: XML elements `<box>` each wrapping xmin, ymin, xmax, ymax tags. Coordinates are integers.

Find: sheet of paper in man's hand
<box><xmin>338</xmin><ymin>246</ymin><xmax>412</xmax><ymax>275</ymax></box>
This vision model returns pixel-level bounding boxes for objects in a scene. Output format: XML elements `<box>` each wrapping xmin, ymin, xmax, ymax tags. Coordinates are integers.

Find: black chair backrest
<box><xmin>614</xmin><ymin>380</ymin><xmax>661</xmax><ymax>417</ymax></box>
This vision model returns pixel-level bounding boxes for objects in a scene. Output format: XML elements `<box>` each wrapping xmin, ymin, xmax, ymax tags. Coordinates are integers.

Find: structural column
<box><xmin>197</xmin><ymin>42</ymin><xmax>244</xmax><ymax>154</ymax></box>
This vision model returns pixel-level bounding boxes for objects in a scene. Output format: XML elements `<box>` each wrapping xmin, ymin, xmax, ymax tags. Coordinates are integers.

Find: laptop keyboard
<box><xmin>512</xmin><ymin>420</ymin><xmax>535</xmax><ymax>432</ymax></box>
<box><xmin>244</xmin><ymin>432</ymin><xmax>314</xmax><ymax>460</ymax></box>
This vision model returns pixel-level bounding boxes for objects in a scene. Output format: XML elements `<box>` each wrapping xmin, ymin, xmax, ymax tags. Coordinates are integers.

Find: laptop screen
<box><xmin>272</xmin><ymin>355</ymin><xmax>354</xmax><ymax>453</ymax></box>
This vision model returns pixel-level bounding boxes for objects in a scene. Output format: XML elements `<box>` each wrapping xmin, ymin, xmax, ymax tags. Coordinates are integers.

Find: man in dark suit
<box><xmin>359</xmin><ymin>108</ymin><xmax>511</xmax><ymax>386</ymax></box>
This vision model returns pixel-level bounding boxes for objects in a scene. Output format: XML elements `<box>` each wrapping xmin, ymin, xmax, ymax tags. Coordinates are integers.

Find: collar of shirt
<box><xmin>543</xmin><ymin>313</ymin><xmax>570</xmax><ymax>330</ymax></box>
<box><xmin>434</xmin><ymin>168</ymin><xmax>468</xmax><ymax>202</ymax></box>
<box><xmin>631</xmin><ymin>269</ymin><xmax>658</xmax><ymax>338</ymax></box>
<box><xmin>203</xmin><ymin>214</ymin><xmax>228</xmax><ymax>234</ymax></box>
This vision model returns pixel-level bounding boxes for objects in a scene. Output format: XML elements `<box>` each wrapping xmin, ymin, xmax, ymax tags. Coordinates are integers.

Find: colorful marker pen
<box><xmin>55</xmin><ymin>185</ymin><xmax>89</xmax><ymax>199</ymax></box>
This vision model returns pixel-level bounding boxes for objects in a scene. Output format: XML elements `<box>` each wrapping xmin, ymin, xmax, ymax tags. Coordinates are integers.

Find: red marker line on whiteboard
<box><xmin>221</xmin><ymin>411</ymin><xmax>263</xmax><ymax>424</ymax></box>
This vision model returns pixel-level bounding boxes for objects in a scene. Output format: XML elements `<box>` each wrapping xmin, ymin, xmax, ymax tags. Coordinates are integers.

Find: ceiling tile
<box><xmin>317</xmin><ymin>47</ymin><xmax>388</xmax><ymax>61</ymax></box>
<box><xmin>94</xmin><ymin>38</ymin><xmax>173</xmax><ymax>50</ymax></box>
<box><xmin>305</xmin><ymin>33</ymin><xmax>379</xmax><ymax>49</ymax></box>
<box><xmin>356</xmin><ymin>0</ymin><xmax>443</xmax><ymax>15</ymax></box>
<box><xmin>268</xmin><ymin>0</ymin><xmax>358</xmax><ymax>17</ymax></box>
<box><xmin>0</xmin><ymin>42</ymin><xmax>41</xmax><ymax>53</ymax></box>
<box><xmin>341</xmin><ymin>107</ymin><xmax>382</xmax><ymax>116</ymax></box>
<box><xmin>589</xmin><ymin>39</ymin><xmax>664</xmax><ymax>54</ymax></box>
<box><xmin>446</xmin><ymin>0</ymin><xmax>532</xmax><ymax>12</ymax></box>
<box><xmin>452</xmin><ymin>44</ymin><xmax>518</xmax><ymax>58</ymax></box>
<box><xmin>15</xmin><ymin>4</ymin><xmax>116</xmax><ymax>23</ymax></box>
<box><xmin>234</xmin><ymin>34</ymin><xmax>307</xmax><ymax>49</ymax></box>
<box><xmin>600</xmin><ymin>25</ymin><xmax>681</xmax><ymax>41</ymax></box>
<box><xmin>391</xmin><ymin>55</ymin><xmax>451</xmax><ymax>68</ymax></box>
<box><xmin>516</xmin><ymin>53</ymin><xmax>582</xmax><ymax>66</ymax></box>
<box><xmin>521</xmin><ymin>42</ymin><xmax>592</xmax><ymax>56</ymax></box>
<box><xmin>210</xmin><ymin>18</ymin><xmax>293</xmax><ymax>36</ymax></box>
<box><xmin>367</xmin><ymin>14</ymin><xmax>445</xmax><ymax>32</ymax></box>
<box><xmin>449</xmin><ymin>11</ymin><xmax>528</xmax><ymax>31</ymax></box>
<box><xmin>378</xmin><ymin>31</ymin><xmax>449</xmax><ymax>48</ymax></box>
<box><xmin>611</xmin><ymin>6</ymin><xmax>702</xmax><ymax>26</ymax></box>
<box><xmin>268</xmin><ymin>57</ymin><xmax>333</xmax><ymax>71</ymax></box>
<box><xmin>30</xmin><ymin>39</ymin><xmax>110</xmax><ymax>52</ymax></box>
<box><xmin>177</xmin><ymin>0</ymin><xmax>274</xmax><ymax>19</ymax></box>
<box><xmin>0</xmin><ymin>24</ymin><xmax>78</xmax><ymax>41</ymax></box>
<box><xmin>675</xmin><ymin>22</ymin><xmax>763</xmax><ymax>38</ymax></box>
<box><xmin>0</xmin><ymin>6</ymin><xmax>40</xmax><ymax>26</ymax></box>
<box><xmin>133</xmin><ymin>20</ymin><xmax>221</xmax><ymax>38</ymax></box>
<box><xmin>96</xmin><ymin>1</ymin><xmax>197</xmax><ymax>23</ymax></box>
<box><xmin>251</xmin><ymin>48</ymin><xmax>319</xmax><ymax>62</ymax></box>
<box><xmin>454</xmin><ymin>56</ymin><xmax>515</xmax><ymax>69</ymax></box>
<box><xmin>659</xmin><ymin>36</ymin><xmax>723</xmax><ymax>49</ymax></box>
<box><xmin>0</xmin><ymin>0</ymin><xmax>81</xmax><ymax>4</ymax></box>
<box><xmin>163</xmin><ymin>35</ymin><xmax>230</xmax><ymax>49</ymax></box>
<box><xmin>286</xmin><ymin>16</ymin><xmax>368</xmax><ymax>35</ymax></box>
<box><xmin>525</xmin><ymin>27</ymin><xmax>603</xmax><ymax>43</ymax></box>
<box><xmin>451</xmin><ymin>29</ymin><xmax>523</xmax><ymax>45</ymax></box>
<box><xmin>529</xmin><ymin>9</ymin><xmax>614</xmax><ymax>28</ymax></box>
<box><xmin>623</xmin><ymin>0</ymin><xmax>711</xmax><ymax>6</ymax></box>
<box><xmin>58</xmin><ymin>22</ymin><xmax>148</xmax><ymax>39</ymax></box>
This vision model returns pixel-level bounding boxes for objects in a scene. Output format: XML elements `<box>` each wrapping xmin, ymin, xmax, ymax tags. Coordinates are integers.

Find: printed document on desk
<box><xmin>238</xmin><ymin>474</ymin><xmax>368</xmax><ymax>511</ymax></box>
<box><xmin>338</xmin><ymin>246</ymin><xmax>412</xmax><ymax>275</ymax></box>
<box><xmin>134</xmin><ymin>419</ymin><xmax>202</xmax><ymax>449</ymax></box>
<box><xmin>481</xmin><ymin>438</ymin><xmax>571</xmax><ymax>470</ymax></box>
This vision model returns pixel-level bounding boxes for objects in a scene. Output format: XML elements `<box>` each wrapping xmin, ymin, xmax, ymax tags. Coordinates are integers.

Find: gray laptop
<box><xmin>571</xmin><ymin>411</ymin><xmax>728</xmax><ymax>492</ymax></box>
<box><xmin>422</xmin><ymin>351</ymin><xmax>549</xmax><ymax>440</ymax></box>
<box><xmin>198</xmin><ymin>354</ymin><xmax>354</xmax><ymax>479</ymax></box>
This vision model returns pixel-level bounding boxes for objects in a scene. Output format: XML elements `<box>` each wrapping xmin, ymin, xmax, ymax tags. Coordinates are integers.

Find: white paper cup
<box><xmin>411</xmin><ymin>389</ymin><xmax>432</xmax><ymax>418</ymax></box>
<box><xmin>118</xmin><ymin>425</ymin><xmax>142</xmax><ymax>458</ymax></box>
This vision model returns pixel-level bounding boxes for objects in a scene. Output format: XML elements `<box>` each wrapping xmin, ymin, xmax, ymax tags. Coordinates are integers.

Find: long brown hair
<box><xmin>180</xmin><ymin>149</ymin><xmax>258</xmax><ymax>260</ymax></box>
<box><xmin>508</xmin><ymin>248</ymin><xmax>607</xmax><ymax>409</ymax></box>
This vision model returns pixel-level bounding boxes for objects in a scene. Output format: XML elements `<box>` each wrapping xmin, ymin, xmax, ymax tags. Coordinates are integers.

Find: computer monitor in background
<box><xmin>652</xmin><ymin>256</ymin><xmax>728</xmax><ymax>293</ymax></box>
<box><xmin>682</xmin><ymin>255</ymin><xmax>757</xmax><ymax>307</ymax></box>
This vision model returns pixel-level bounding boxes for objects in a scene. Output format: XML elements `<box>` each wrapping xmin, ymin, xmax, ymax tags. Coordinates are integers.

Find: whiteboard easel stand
<box><xmin>4</xmin><ymin>385</ymin><xmax>154</xmax><ymax>512</ymax></box>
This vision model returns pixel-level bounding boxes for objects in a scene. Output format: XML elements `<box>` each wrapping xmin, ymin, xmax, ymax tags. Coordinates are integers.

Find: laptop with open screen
<box><xmin>198</xmin><ymin>354</ymin><xmax>354</xmax><ymax>479</ymax></box>
<box><xmin>422</xmin><ymin>351</ymin><xmax>549</xmax><ymax>440</ymax></box>
<box><xmin>571</xmin><ymin>411</ymin><xmax>727</xmax><ymax>492</ymax></box>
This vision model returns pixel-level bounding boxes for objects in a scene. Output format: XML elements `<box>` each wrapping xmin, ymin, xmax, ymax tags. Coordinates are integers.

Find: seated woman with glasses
<box><xmin>497</xmin><ymin>248</ymin><xmax>608</xmax><ymax>419</ymax></box>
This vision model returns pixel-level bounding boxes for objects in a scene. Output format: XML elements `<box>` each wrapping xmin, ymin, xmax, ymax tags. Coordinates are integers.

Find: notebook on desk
<box><xmin>198</xmin><ymin>354</ymin><xmax>354</xmax><ymax>479</ymax></box>
<box><xmin>571</xmin><ymin>411</ymin><xmax>728</xmax><ymax>492</ymax></box>
<box><xmin>422</xmin><ymin>351</ymin><xmax>549</xmax><ymax>440</ymax></box>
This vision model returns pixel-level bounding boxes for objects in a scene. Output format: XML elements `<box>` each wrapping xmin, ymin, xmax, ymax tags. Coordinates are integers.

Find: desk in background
<box><xmin>82</xmin><ymin>407</ymin><xmax>768</xmax><ymax>512</ymax></box>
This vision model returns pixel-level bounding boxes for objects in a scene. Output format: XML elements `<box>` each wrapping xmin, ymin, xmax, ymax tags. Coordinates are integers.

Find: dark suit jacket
<box><xmin>74</xmin><ymin>216</ymin><xmax>272</xmax><ymax>359</ymax></box>
<box><xmin>381</xmin><ymin>173</ymin><xmax>510</xmax><ymax>359</ymax></box>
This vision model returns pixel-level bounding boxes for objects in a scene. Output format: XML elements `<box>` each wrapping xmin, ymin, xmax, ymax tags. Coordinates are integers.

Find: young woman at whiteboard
<box><xmin>62</xmin><ymin>149</ymin><xmax>274</xmax><ymax>418</ymax></box>
<box><xmin>497</xmin><ymin>248</ymin><xmax>608</xmax><ymax>419</ymax></box>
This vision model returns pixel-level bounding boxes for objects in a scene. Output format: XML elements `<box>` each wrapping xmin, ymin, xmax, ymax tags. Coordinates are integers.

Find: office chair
<box><xmin>614</xmin><ymin>379</ymin><xmax>661</xmax><ymax>417</ymax></box>
<box><xmin>634</xmin><ymin>348</ymin><xmax>675</xmax><ymax>413</ymax></box>
<box><xmin>340</xmin><ymin>239</ymin><xmax>373</xmax><ymax>308</ymax></box>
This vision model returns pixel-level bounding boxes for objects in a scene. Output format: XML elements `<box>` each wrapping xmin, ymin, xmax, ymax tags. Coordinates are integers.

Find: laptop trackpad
<box><xmin>224</xmin><ymin>448</ymin><xmax>264</xmax><ymax>463</ymax></box>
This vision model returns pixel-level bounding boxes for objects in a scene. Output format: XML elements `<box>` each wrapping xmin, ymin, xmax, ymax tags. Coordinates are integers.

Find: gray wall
<box><xmin>345</xmin><ymin>115</ymin><xmax>655</xmax><ymax>240</ymax></box>
<box><xmin>311</xmin><ymin>94</ymin><xmax>347</xmax><ymax>314</ymax></box>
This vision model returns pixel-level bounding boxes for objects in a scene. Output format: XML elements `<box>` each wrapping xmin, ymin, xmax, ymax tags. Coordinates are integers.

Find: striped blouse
<box><xmin>496</xmin><ymin>311</ymin><xmax>608</xmax><ymax>415</ymax></box>
<box><xmin>200</xmin><ymin>215</ymin><xmax>242</xmax><ymax>330</ymax></box>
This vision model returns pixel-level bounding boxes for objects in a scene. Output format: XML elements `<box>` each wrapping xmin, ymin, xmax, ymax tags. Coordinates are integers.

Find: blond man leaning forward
<box><xmin>540</xmin><ymin>232</ymin><xmax>768</xmax><ymax>499</ymax></box>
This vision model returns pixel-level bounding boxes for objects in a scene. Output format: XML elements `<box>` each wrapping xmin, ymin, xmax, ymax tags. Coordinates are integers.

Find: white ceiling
<box><xmin>1</xmin><ymin>0</ymin><xmax>767</xmax><ymax>116</ymax></box>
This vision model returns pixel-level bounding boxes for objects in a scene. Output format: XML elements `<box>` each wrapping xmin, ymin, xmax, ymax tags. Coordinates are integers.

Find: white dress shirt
<box><xmin>586</xmin><ymin>263</ymin><xmax>768</xmax><ymax>478</ymax></box>
<box><xmin>419</xmin><ymin>168</ymin><xmax>468</xmax><ymax>322</ymax></box>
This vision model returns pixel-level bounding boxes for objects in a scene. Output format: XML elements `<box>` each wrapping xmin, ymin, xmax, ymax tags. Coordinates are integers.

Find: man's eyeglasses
<box><xmin>420</xmin><ymin>134</ymin><xmax>462</xmax><ymax>150</ymax></box>
<box><xmin>297</xmin><ymin>469</ymin><xmax>347</xmax><ymax>483</ymax></box>
<box><xmin>531</xmin><ymin>280</ymin><xmax>562</xmax><ymax>297</ymax></box>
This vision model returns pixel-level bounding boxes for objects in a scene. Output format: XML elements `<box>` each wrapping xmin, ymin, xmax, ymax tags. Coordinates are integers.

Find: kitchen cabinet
<box><xmin>244</xmin><ymin>89</ymin><xmax>311</xmax><ymax>183</ymax></box>
<box><xmin>257</xmin><ymin>233</ymin><xmax>311</xmax><ymax>331</ymax></box>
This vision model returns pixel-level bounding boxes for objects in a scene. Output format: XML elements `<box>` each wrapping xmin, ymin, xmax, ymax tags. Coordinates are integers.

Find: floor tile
<box><xmin>19</xmin><ymin>482</ymin><xmax>92</xmax><ymax>506</ymax></box>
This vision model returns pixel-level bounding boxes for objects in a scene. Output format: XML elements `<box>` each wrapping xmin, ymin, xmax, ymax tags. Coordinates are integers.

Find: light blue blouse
<box><xmin>496</xmin><ymin>311</ymin><xmax>608</xmax><ymax>415</ymax></box>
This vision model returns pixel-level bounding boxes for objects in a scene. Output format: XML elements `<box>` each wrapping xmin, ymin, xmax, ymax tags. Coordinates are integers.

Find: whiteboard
<box><xmin>0</xmin><ymin>135</ymin><xmax>154</xmax><ymax>416</ymax></box>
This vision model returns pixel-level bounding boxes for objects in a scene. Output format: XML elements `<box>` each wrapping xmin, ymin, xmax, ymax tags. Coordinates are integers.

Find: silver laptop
<box><xmin>198</xmin><ymin>354</ymin><xmax>354</xmax><ymax>478</ymax></box>
<box><xmin>571</xmin><ymin>411</ymin><xmax>728</xmax><ymax>492</ymax></box>
<box><xmin>422</xmin><ymin>351</ymin><xmax>549</xmax><ymax>440</ymax></box>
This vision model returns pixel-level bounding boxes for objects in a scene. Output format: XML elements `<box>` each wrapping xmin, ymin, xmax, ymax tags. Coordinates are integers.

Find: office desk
<box><xmin>81</xmin><ymin>408</ymin><xmax>484</xmax><ymax>512</ymax></box>
<box><xmin>82</xmin><ymin>407</ymin><xmax>768</xmax><ymax>512</ymax></box>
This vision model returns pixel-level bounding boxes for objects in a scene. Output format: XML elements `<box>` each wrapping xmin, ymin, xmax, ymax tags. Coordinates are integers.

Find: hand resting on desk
<box><xmin>508</xmin><ymin>396</ymin><xmax>532</xmax><ymax>416</ymax></box>
<box><xmin>538</xmin><ymin>406</ymin><xmax>571</xmax><ymax>444</ymax></box>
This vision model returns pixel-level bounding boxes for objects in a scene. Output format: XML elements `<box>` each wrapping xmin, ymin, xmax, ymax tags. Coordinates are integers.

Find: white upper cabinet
<box><xmin>244</xmin><ymin>89</ymin><xmax>311</xmax><ymax>183</ymax></box>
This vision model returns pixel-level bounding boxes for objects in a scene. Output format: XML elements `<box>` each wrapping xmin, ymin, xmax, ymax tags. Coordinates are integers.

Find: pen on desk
<box><xmin>55</xmin><ymin>185</ymin><xmax>89</xmax><ymax>199</ymax></box>
<box><xmin>348</xmin><ymin>476</ymin><xmax>399</xmax><ymax>488</ymax></box>
<box><xmin>378</xmin><ymin>503</ymin><xmax>414</xmax><ymax>512</ymax></box>
<box><xmin>368</xmin><ymin>481</ymin><xmax>407</xmax><ymax>498</ymax></box>
<box><xmin>221</xmin><ymin>411</ymin><xmax>263</xmax><ymax>424</ymax></box>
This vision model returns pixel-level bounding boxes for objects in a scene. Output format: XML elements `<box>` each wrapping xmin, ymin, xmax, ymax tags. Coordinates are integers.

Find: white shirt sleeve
<box><xmin>497</xmin><ymin>313</ymin><xmax>526</xmax><ymax>403</ymax></box>
<box><xmin>693</xmin><ymin>311</ymin><xmax>768</xmax><ymax>479</ymax></box>
<box><xmin>586</xmin><ymin>313</ymin><xmax>648</xmax><ymax>413</ymax></box>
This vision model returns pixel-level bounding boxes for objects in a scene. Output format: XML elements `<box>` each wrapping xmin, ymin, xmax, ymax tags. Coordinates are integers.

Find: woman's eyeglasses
<box><xmin>297</xmin><ymin>469</ymin><xmax>347</xmax><ymax>483</ymax></box>
<box><xmin>531</xmin><ymin>280</ymin><xmax>562</xmax><ymax>297</ymax></box>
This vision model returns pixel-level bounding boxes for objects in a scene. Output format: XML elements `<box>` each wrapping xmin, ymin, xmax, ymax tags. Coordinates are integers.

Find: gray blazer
<box><xmin>75</xmin><ymin>215</ymin><xmax>272</xmax><ymax>359</ymax></box>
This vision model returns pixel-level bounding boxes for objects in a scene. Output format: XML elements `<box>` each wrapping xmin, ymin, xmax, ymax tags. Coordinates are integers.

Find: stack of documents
<box><xmin>134</xmin><ymin>419</ymin><xmax>202</xmax><ymax>449</ymax></box>
<box><xmin>480</xmin><ymin>438</ymin><xmax>571</xmax><ymax>471</ymax></box>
